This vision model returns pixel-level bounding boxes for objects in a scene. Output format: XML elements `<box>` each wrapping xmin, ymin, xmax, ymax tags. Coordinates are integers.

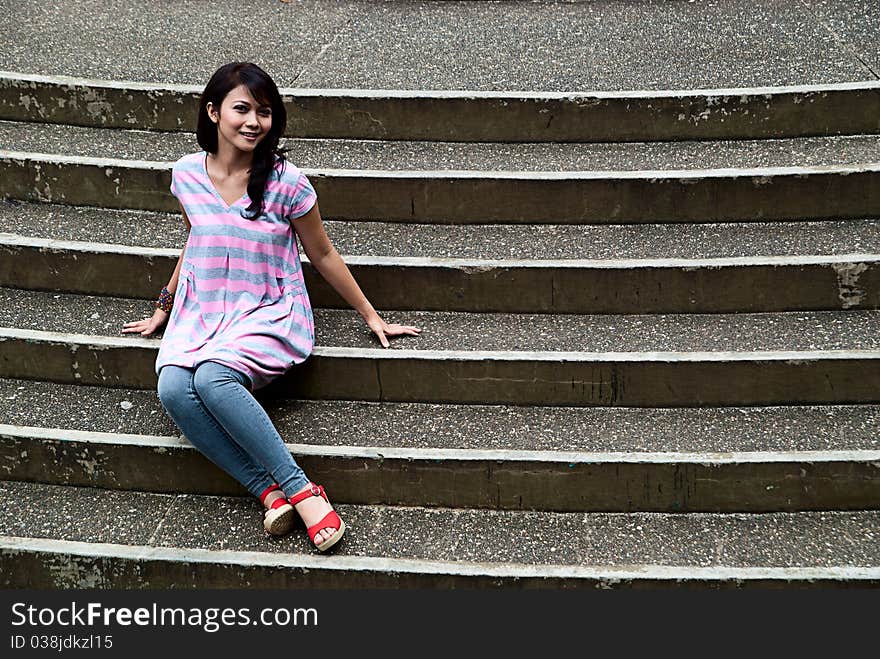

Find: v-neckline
<box><xmin>203</xmin><ymin>152</ymin><xmax>250</xmax><ymax>211</ymax></box>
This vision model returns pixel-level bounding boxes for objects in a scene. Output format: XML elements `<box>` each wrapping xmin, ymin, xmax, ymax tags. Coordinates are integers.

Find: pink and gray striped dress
<box><xmin>155</xmin><ymin>151</ymin><xmax>317</xmax><ymax>390</ymax></box>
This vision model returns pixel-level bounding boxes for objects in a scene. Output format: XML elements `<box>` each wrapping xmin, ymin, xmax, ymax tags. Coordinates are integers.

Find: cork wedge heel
<box><xmin>260</xmin><ymin>484</ymin><xmax>295</xmax><ymax>536</ymax></box>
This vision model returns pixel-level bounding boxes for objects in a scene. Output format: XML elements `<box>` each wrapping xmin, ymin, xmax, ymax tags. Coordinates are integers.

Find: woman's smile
<box><xmin>209</xmin><ymin>83</ymin><xmax>273</xmax><ymax>152</ymax></box>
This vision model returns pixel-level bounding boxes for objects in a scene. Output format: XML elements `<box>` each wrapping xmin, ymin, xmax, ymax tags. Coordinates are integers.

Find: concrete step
<box><xmin>3</xmin><ymin>149</ymin><xmax>879</xmax><ymax>223</ymax></box>
<box><xmin>3</xmin><ymin>0</ymin><xmax>877</xmax><ymax>92</ymax></box>
<box><xmin>2</xmin><ymin>73</ymin><xmax>879</xmax><ymax>143</ymax></box>
<box><xmin>3</xmin><ymin>120</ymin><xmax>880</xmax><ymax>171</ymax></box>
<box><xmin>1</xmin><ymin>481</ymin><xmax>877</xmax><ymax>588</ymax></box>
<box><xmin>2</xmin><ymin>378</ymin><xmax>879</xmax><ymax>512</ymax></box>
<box><xmin>4</xmin><ymin>2</ymin><xmax>877</xmax><ymax>593</ymax></box>
<box><xmin>5</xmin><ymin>288</ymin><xmax>880</xmax><ymax>353</ymax></box>
<box><xmin>5</xmin><ymin>377</ymin><xmax>878</xmax><ymax>454</ymax></box>
<box><xmin>1</xmin><ymin>290</ymin><xmax>878</xmax><ymax>406</ymax></box>
<box><xmin>5</xmin><ymin>200</ymin><xmax>880</xmax><ymax>259</ymax></box>
<box><xmin>2</xmin><ymin>227</ymin><xmax>878</xmax><ymax>315</ymax></box>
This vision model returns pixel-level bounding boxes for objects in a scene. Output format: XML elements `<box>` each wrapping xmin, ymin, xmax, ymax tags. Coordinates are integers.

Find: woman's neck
<box><xmin>209</xmin><ymin>142</ymin><xmax>254</xmax><ymax>177</ymax></box>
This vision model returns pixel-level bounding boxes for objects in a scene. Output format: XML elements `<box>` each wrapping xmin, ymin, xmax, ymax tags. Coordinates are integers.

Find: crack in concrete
<box><xmin>797</xmin><ymin>0</ymin><xmax>880</xmax><ymax>80</ymax></box>
<box><xmin>146</xmin><ymin>494</ymin><xmax>180</xmax><ymax>547</ymax></box>
<box><xmin>375</xmin><ymin>359</ymin><xmax>384</xmax><ymax>402</ymax></box>
<box><xmin>292</xmin><ymin>16</ymin><xmax>355</xmax><ymax>85</ymax></box>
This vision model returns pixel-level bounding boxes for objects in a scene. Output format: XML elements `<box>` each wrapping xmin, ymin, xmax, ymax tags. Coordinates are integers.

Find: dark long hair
<box><xmin>196</xmin><ymin>62</ymin><xmax>287</xmax><ymax>219</ymax></box>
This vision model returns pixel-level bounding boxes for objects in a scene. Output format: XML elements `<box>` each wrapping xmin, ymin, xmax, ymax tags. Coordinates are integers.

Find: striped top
<box><xmin>155</xmin><ymin>151</ymin><xmax>317</xmax><ymax>389</ymax></box>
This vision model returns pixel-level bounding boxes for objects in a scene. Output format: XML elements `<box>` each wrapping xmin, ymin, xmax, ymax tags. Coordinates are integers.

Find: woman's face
<box><xmin>206</xmin><ymin>84</ymin><xmax>273</xmax><ymax>153</ymax></box>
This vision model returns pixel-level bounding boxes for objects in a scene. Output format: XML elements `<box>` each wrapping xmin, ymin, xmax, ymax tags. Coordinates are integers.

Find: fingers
<box><xmin>385</xmin><ymin>324</ymin><xmax>421</xmax><ymax>336</ymax></box>
<box><xmin>376</xmin><ymin>328</ymin><xmax>390</xmax><ymax>348</ymax></box>
<box><xmin>121</xmin><ymin>319</ymin><xmax>156</xmax><ymax>336</ymax></box>
<box><xmin>376</xmin><ymin>328</ymin><xmax>418</xmax><ymax>346</ymax></box>
<box><xmin>369</xmin><ymin>318</ymin><xmax>420</xmax><ymax>347</ymax></box>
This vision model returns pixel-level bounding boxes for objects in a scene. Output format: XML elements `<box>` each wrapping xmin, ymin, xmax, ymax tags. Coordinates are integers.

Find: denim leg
<box><xmin>157</xmin><ymin>365</ymin><xmax>275</xmax><ymax>497</ymax></box>
<box><xmin>191</xmin><ymin>361</ymin><xmax>310</xmax><ymax>497</ymax></box>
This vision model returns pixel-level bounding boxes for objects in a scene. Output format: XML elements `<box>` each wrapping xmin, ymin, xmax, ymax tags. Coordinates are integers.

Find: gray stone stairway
<box><xmin>1</xmin><ymin>70</ymin><xmax>879</xmax><ymax>588</ymax></box>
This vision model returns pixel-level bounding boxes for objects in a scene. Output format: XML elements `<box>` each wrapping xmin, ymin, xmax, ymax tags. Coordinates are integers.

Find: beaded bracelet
<box><xmin>155</xmin><ymin>286</ymin><xmax>174</xmax><ymax>313</ymax></box>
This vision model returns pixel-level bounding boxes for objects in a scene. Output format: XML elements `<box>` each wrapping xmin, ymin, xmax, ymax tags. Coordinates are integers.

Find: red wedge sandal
<box><xmin>288</xmin><ymin>483</ymin><xmax>346</xmax><ymax>552</ymax></box>
<box><xmin>260</xmin><ymin>484</ymin><xmax>295</xmax><ymax>536</ymax></box>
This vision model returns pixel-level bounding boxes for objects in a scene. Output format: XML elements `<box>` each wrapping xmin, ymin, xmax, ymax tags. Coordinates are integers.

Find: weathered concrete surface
<box><xmin>0</xmin><ymin>73</ymin><xmax>200</xmax><ymax>133</ymax></box>
<box><xmin>0</xmin><ymin>0</ymin><xmax>874</xmax><ymax>91</ymax></box>
<box><xmin>0</xmin><ymin>238</ymin><xmax>177</xmax><ymax>301</ymax></box>
<box><xmin>311</xmin><ymin>166</ymin><xmax>880</xmax><ymax>224</ymax></box>
<box><xmin>0</xmin><ymin>152</ymin><xmax>174</xmax><ymax>212</ymax></box>
<box><xmin>804</xmin><ymin>0</ymin><xmax>880</xmax><ymax>76</ymax></box>
<box><xmin>1</xmin><ymin>482</ymin><xmax>878</xmax><ymax>589</ymax></box>
<box><xmin>4</xmin><ymin>200</ymin><xmax>880</xmax><ymax>261</ymax></box>
<box><xmin>3</xmin><ymin>235</ymin><xmax>878</xmax><ymax>313</ymax></box>
<box><xmin>5</xmin><ymin>120</ymin><xmax>880</xmax><ymax>172</ymax></box>
<box><xmin>3</xmin><ymin>425</ymin><xmax>879</xmax><ymax>512</ymax></box>
<box><xmin>9</xmin><ymin>289</ymin><xmax>880</xmax><ymax>354</ymax></box>
<box><xmin>3</xmin><ymin>72</ymin><xmax>879</xmax><ymax>141</ymax></box>
<box><xmin>1</xmin><ymin>0</ymin><xmax>878</xmax><ymax>591</ymax></box>
<box><xmin>4</xmin><ymin>377</ymin><xmax>880</xmax><ymax>454</ymax></box>
<box><xmin>2</xmin><ymin>327</ymin><xmax>879</xmax><ymax>406</ymax></box>
<box><xmin>4</xmin><ymin>151</ymin><xmax>880</xmax><ymax>223</ymax></box>
<box><xmin>0</xmin><ymin>330</ymin><xmax>158</xmax><ymax>389</ymax></box>
<box><xmin>5</xmin><ymin>540</ymin><xmax>878</xmax><ymax>589</ymax></box>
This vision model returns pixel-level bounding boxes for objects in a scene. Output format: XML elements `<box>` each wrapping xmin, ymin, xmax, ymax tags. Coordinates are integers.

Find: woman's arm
<box><xmin>121</xmin><ymin>204</ymin><xmax>191</xmax><ymax>336</ymax></box>
<box><xmin>292</xmin><ymin>203</ymin><xmax>420</xmax><ymax>347</ymax></box>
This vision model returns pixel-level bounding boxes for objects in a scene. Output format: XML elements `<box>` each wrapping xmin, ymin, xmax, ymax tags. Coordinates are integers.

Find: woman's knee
<box><xmin>192</xmin><ymin>361</ymin><xmax>248</xmax><ymax>401</ymax></box>
<box><xmin>157</xmin><ymin>366</ymin><xmax>192</xmax><ymax>413</ymax></box>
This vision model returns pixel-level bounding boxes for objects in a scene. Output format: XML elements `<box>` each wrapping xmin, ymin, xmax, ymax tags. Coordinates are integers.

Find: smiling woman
<box><xmin>195</xmin><ymin>65</ymin><xmax>280</xmax><ymax>217</ymax></box>
<box><xmin>121</xmin><ymin>62</ymin><xmax>420</xmax><ymax>552</ymax></box>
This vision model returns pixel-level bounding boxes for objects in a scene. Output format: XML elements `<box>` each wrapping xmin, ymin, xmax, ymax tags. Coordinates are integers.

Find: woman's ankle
<box><xmin>262</xmin><ymin>490</ymin><xmax>286</xmax><ymax>509</ymax></box>
<box><xmin>259</xmin><ymin>483</ymin><xmax>288</xmax><ymax>510</ymax></box>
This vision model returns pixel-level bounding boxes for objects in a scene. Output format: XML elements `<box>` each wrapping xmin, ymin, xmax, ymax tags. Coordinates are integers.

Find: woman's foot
<box><xmin>260</xmin><ymin>484</ymin><xmax>295</xmax><ymax>536</ymax></box>
<box><xmin>289</xmin><ymin>483</ymin><xmax>346</xmax><ymax>551</ymax></box>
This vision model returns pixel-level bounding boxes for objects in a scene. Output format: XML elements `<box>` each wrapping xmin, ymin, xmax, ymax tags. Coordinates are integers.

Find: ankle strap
<box><xmin>288</xmin><ymin>483</ymin><xmax>324</xmax><ymax>506</ymax></box>
<box><xmin>258</xmin><ymin>483</ymin><xmax>282</xmax><ymax>504</ymax></box>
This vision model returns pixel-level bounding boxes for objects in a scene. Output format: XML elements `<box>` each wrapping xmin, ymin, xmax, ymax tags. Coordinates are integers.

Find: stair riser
<box><xmin>3</xmin><ymin>432</ymin><xmax>878</xmax><ymax>512</ymax></box>
<box><xmin>2</xmin><ymin>73</ymin><xmax>878</xmax><ymax>141</ymax></box>
<box><xmin>2</xmin><ymin>334</ymin><xmax>878</xmax><ymax>406</ymax></box>
<box><xmin>3</xmin><ymin>155</ymin><xmax>879</xmax><ymax>223</ymax></box>
<box><xmin>2</xmin><ymin>547</ymin><xmax>874</xmax><ymax>589</ymax></box>
<box><xmin>2</xmin><ymin>241</ymin><xmax>876</xmax><ymax>313</ymax></box>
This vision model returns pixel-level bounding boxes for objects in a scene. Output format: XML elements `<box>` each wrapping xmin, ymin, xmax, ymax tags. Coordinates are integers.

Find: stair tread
<box><xmin>2</xmin><ymin>288</ymin><xmax>880</xmax><ymax>354</ymax></box>
<box><xmin>2</xmin><ymin>3</ymin><xmax>878</xmax><ymax>591</ymax></box>
<box><xmin>1</xmin><ymin>0</ymin><xmax>876</xmax><ymax>93</ymax></box>
<box><xmin>3</xmin><ymin>200</ymin><xmax>880</xmax><ymax>260</ymax></box>
<box><xmin>3</xmin><ymin>377</ymin><xmax>879</xmax><ymax>454</ymax></box>
<box><xmin>1</xmin><ymin>481</ymin><xmax>877</xmax><ymax>571</ymax></box>
<box><xmin>2</xmin><ymin>121</ymin><xmax>879</xmax><ymax>172</ymax></box>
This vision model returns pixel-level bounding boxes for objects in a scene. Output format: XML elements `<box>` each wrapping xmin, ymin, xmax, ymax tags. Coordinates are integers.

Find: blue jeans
<box><xmin>157</xmin><ymin>361</ymin><xmax>310</xmax><ymax>498</ymax></box>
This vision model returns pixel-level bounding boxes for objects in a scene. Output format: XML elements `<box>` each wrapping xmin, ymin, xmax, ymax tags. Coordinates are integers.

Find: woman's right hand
<box><xmin>122</xmin><ymin>308</ymin><xmax>169</xmax><ymax>336</ymax></box>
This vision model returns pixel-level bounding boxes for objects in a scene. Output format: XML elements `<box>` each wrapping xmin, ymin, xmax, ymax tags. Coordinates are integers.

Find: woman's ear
<box><xmin>205</xmin><ymin>102</ymin><xmax>219</xmax><ymax>123</ymax></box>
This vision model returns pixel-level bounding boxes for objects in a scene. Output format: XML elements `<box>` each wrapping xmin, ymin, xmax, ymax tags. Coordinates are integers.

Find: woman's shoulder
<box><xmin>172</xmin><ymin>152</ymin><xmax>205</xmax><ymax>175</ymax></box>
<box><xmin>269</xmin><ymin>157</ymin><xmax>316</xmax><ymax>217</ymax></box>
<box><xmin>272</xmin><ymin>156</ymin><xmax>306</xmax><ymax>184</ymax></box>
<box><xmin>271</xmin><ymin>157</ymin><xmax>313</xmax><ymax>195</ymax></box>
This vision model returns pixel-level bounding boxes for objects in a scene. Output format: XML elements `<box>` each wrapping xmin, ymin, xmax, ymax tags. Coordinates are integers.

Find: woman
<box><xmin>123</xmin><ymin>62</ymin><xmax>420</xmax><ymax>551</ymax></box>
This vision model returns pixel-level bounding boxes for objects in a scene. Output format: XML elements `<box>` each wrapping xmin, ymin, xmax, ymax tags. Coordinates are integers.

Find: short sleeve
<box><xmin>286</xmin><ymin>169</ymin><xmax>317</xmax><ymax>220</ymax></box>
<box><xmin>169</xmin><ymin>160</ymin><xmax>180</xmax><ymax>198</ymax></box>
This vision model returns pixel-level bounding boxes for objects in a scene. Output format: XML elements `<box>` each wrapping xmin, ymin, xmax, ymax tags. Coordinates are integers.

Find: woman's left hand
<box><xmin>366</xmin><ymin>315</ymin><xmax>421</xmax><ymax>348</ymax></box>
